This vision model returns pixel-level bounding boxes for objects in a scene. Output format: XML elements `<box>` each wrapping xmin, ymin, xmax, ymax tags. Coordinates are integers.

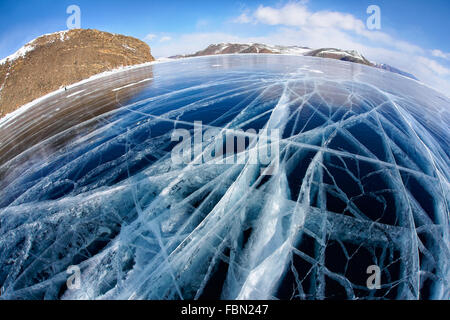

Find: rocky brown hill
<box><xmin>0</xmin><ymin>29</ymin><xmax>155</xmax><ymax>118</ymax></box>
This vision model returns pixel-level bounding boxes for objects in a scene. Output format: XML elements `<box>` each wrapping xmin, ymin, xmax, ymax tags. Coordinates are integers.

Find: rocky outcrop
<box><xmin>304</xmin><ymin>48</ymin><xmax>373</xmax><ymax>66</ymax></box>
<box><xmin>0</xmin><ymin>29</ymin><xmax>155</xmax><ymax>117</ymax></box>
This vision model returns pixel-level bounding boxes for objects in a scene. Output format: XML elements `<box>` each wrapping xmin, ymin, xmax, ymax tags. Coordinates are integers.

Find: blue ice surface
<box><xmin>0</xmin><ymin>55</ymin><xmax>448</xmax><ymax>300</ymax></box>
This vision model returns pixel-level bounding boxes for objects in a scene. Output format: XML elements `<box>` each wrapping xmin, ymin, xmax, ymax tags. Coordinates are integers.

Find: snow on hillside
<box><xmin>0</xmin><ymin>31</ymin><xmax>70</xmax><ymax>65</ymax></box>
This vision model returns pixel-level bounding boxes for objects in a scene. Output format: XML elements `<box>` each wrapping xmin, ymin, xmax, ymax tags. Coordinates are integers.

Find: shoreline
<box><xmin>0</xmin><ymin>58</ymin><xmax>173</xmax><ymax>129</ymax></box>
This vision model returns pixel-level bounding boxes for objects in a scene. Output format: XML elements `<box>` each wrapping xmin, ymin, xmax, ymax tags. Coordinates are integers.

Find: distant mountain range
<box><xmin>172</xmin><ymin>43</ymin><xmax>418</xmax><ymax>81</ymax></box>
<box><xmin>0</xmin><ymin>29</ymin><xmax>155</xmax><ymax>118</ymax></box>
<box><xmin>372</xmin><ymin>63</ymin><xmax>418</xmax><ymax>80</ymax></box>
<box><xmin>171</xmin><ymin>43</ymin><xmax>312</xmax><ymax>57</ymax></box>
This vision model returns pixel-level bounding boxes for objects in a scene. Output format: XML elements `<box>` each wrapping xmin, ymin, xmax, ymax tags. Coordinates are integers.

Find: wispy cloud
<box><xmin>431</xmin><ymin>49</ymin><xmax>450</xmax><ymax>60</ymax></box>
<box><xmin>417</xmin><ymin>56</ymin><xmax>450</xmax><ymax>76</ymax></box>
<box><xmin>159</xmin><ymin>36</ymin><xmax>172</xmax><ymax>42</ymax></box>
<box><xmin>231</xmin><ymin>13</ymin><xmax>252</xmax><ymax>24</ymax></box>
<box><xmin>253</xmin><ymin>3</ymin><xmax>364</xmax><ymax>31</ymax></box>
<box><xmin>144</xmin><ymin>33</ymin><xmax>157</xmax><ymax>41</ymax></box>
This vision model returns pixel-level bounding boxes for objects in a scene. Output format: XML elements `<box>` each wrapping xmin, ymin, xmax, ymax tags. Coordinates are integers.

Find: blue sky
<box><xmin>1</xmin><ymin>0</ymin><xmax>449</xmax><ymax>94</ymax></box>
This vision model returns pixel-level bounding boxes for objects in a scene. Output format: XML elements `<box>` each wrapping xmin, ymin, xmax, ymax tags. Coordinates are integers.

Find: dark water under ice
<box><xmin>0</xmin><ymin>55</ymin><xmax>448</xmax><ymax>300</ymax></box>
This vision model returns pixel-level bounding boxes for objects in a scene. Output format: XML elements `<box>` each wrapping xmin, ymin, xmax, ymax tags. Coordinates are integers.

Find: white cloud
<box><xmin>253</xmin><ymin>4</ymin><xmax>365</xmax><ymax>33</ymax></box>
<box><xmin>431</xmin><ymin>49</ymin><xmax>450</xmax><ymax>60</ymax></box>
<box><xmin>417</xmin><ymin>56</ymin><xmax>450</xmax><ymax>76</ymax></box>
<box><xmin>254</xmin><ymin>4</ymin><xmax>309</xmax><ymax>26</ymax></box>
<box><xmin>144</xmin><ymin>34</ymin><xmax>157</xmax><ymax>41</ymax></box>
<box><xmin>232</xmin><ymin>13</ymin><xmax>252</xmax><ymax>24</ymax></box>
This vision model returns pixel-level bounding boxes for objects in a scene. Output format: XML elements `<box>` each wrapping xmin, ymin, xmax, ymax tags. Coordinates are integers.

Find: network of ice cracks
<box><xmin>0</xmin><ymin>56</ymin><xmax>449</xmax><ymax>300</ymax></box>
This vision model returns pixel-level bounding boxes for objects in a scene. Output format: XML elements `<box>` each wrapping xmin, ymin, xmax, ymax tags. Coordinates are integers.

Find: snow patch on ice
<box><xmin>66</xmin><ymin>89</ymin><xmax>86</xmax><ymax>98</ymax></box>
<box><xmin>112</xmin><ymin>78</ymin><xmax>153</xmax><ymax>92</ymax></box>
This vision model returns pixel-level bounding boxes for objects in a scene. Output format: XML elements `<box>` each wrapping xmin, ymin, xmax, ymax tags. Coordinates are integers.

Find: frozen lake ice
<box><xmin>0</xmin><ymin>55</ymin><xmax>448</xmax><ymax>300</ymax></box>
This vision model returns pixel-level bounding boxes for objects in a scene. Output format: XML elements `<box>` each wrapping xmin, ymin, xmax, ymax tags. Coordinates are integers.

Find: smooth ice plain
<box><xmin>0</xmin><ymin>55</ymin><xmax>448</xmax><ymax>300</ymax></box>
